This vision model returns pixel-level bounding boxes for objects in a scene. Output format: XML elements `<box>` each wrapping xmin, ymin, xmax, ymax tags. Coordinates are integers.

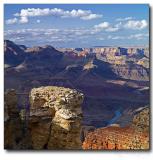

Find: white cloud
<box><xmin>107</xmin><ymin>35</ymin><xmax>124</xmax><ymax>40</ymax></box>
<box><xmin>94</xmin><ymin>19</ymin><xmax>148</xmax><ymax>32</ymax></box>
<box><xmin>4</xmin><ymin>28</ymin><xmax>95</xmax><ymax>45</ymax></box>
<box><xmin>81</xmin><ymin>14</ymin><xmax>102</xmax><ymax>20</ymax></box>
<box><xmin>105</xmin><ymin>27</ymin><xmax>119</xmax><ymax>32</ymax></box>
<box><xmin>94</xmin><ymin>22</ymin><xmax>120</xmax><ymax>32</ymax></box>
<box><xmin>116</xmin><ymin>17</ymin><xmax>133</xmax><ymax>21</ymax></box>
<box><xmin>19</xmin><ymin>16</ymin><xmax>28</xmax><ymax>23</ymax></box>
<box><xmin>13</xmin><ymin>8</ymin><xmax>102</xmax><ymax>23</ymax></box>
<box><xmin>124</xmin><ymin>20</ymin><xmax>148</xmax><ymax>30</ymax></box>
<box><xmin>128</xmin><ymin>33</ymin><xmax>149</xmax><ymax>40</ymax></box>
<box><xmin>111</xmin><ymin>36</ymin><xmax>124</xmax><ymax>40</ymax></box>
<box><xmin>5</xmin><ymin>18</ymin><xmax>18</xmax><ymax>24</ymax></box>
<box><xmin>114</xmin><ymin>22</ymin><xmax>123</xmax><ymax>28</ymax></box>
<box><xmin>94</xmin><ymin>22</ymin><xmax>110</xmax><ymax>32</ymax></box>
<box><xmin>94</xmin><ymin>22</ymin><xmax>110</xmax><ymax>29</ymax></box>
<box><xmin>5</xmin><ymin>16</ymin><xmax>28</xmax><ymax>25</ymax></box>
<box><xmin>107</xmin><ymin>33</ymin><xmax>149</xmax><ymax>40</ymax></box>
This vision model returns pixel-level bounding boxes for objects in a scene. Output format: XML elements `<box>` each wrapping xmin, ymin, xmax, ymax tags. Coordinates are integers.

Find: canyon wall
<box><xmin>4</xmin><ymin>89</ymin><xmax>31</xmax><ymax>149</ymax></box>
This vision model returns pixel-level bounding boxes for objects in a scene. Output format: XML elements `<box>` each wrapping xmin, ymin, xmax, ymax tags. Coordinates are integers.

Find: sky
<box><xmin>4</xmin><ymin>4</ymin><xmax>149</xmax><ymax>47</ymax></box>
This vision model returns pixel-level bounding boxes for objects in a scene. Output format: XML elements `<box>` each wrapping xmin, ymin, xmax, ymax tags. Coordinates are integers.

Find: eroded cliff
<box><xmin>29</xmin><ymin>86</ymin><xmax>84</xmax><ymax>149</ymax></box>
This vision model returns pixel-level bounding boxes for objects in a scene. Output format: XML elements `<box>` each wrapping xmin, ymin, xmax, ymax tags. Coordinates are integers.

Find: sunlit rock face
<box><xmin>29</xmin><ymin>86</ymin><xmax>84</xmax><ymax>149</ymax></box>
<box><xmin>82</xmin><ymin>108</ymin><xmax>149</xmax><ymax>150</ymax></box>
<box><xmin>132</xmin><ymin>108</ymin><xmax>149</xmax><ymax>132</ymax></box>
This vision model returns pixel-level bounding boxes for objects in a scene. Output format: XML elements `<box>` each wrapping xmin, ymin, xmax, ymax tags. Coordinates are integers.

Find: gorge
<box><xmin>4</xmin><ymin>40</ymin><xmax>150</xmax><ymax>150</ymax></box>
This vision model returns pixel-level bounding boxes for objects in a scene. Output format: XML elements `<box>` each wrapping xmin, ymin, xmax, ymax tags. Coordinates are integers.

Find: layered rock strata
<box><xmin>29</xmin><ymin>86</ymin><xmax>84</xmax><ymax>149</ymax></box>
<box><xmin>82</xmin><ymin>108</ymin><xmax>149</xmax><ymax>150</ymax></box>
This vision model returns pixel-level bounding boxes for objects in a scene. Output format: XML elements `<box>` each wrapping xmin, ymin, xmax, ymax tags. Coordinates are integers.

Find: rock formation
<box><xmin>4</xmin><ymin>89</ymin><xmax>20</xmax><ymax>149</ymax></box>
<box><xmin>132</xmin><ymin>107</ymin><xmax>149</xmax><ymax>132</ymax></box>
<box><xmin>82</xmin><ymin>108</ymin><xmax>149</xmax><ymax>150</ymax></box>
<box><xmin>4</xmin><ymin>40</ymin><xmax>27</xmax><ymax>67</ymax></box>
<box><xmin>29</xmin><ymin>86</ymin><xmax>84</xmax><ymax>149</ymax></box>
<box><xmin>4</xmin><ymin>89</ymin><xmax>27</xmax><ymax>149</ymax></box>
<box><xmin>4</xmin><ymin>40</ymin><xmax>150</xmax><ymax>150</ymax></box>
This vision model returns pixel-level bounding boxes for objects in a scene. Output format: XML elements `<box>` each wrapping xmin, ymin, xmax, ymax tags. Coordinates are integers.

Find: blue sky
<box><xmin>4</xmin><ymin>4</ymin><xmax>149</xmax><ymax>47</ymax></box>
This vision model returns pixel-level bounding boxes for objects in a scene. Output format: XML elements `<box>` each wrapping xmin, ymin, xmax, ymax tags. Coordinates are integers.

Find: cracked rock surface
<box><xmin>29</xmin><ymin>86</ymin><xmax>84</xmax><ymax>149</ymax></box>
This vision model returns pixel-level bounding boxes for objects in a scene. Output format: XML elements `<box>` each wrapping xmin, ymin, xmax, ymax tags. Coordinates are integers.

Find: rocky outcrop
<box><xmin>137</xmin><ymin>57</ymin><xmax>149</xmax><ymax>68</ymax></box>
<box><xmin>82</xmin><ymin>107</ymin><xmax>149</xmax><ymax>150</ymax></box>
<box><xmin>4</xmin><ymin>89</ymin><xmax>20</xmax><ymax>149</ymax></box>
<box><xmin>111</xmin><ymin>63</ymin><xmax>149</xmax><ymax>81</ymax></box>
<box><xmin>4</xmin><ymin>89</ymin><xmax>28</xmax><ymax>149</ymax></box>
<box><xmin>132</xmin><ymin>107</ymin><xmax>149</xmax><ymax>132</ymax></box>
<box><xmin>82</xmin><ymin>126</ymin><xmax>149</xmax><ymax>150</ymax></box>
<box><xmin>29</xmin><ymin>86</ymin><xmax>84</xmax><ymax>149</ymax></box>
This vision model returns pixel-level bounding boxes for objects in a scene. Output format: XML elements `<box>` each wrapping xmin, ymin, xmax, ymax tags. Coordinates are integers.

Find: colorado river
<box><xmin>107</xmin><ymin>109</ymin><xmax>122</xmax><ymax>125</ymax></box>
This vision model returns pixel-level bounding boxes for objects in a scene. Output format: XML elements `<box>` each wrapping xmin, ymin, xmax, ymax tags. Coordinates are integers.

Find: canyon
<box><xmin>4</xmin><ymin>40</ymin><xmax>150</xmax><ymax>150</ymax></box>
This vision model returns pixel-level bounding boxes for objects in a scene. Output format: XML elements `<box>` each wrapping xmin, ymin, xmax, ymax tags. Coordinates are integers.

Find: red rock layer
<box><xmin>82</xmin><ymin>126</ymin><xmax>149</xmax><ymax>150</ymax></box>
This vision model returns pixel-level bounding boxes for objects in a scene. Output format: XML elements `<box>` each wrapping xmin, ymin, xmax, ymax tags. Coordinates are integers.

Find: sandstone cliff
<box><xmin>29</xmin><ymin>86</ymin><xmax>84</xmax><ymax>149</ymax></box>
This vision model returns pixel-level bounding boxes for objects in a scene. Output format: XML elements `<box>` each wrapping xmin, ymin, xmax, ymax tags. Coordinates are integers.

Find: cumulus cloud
<box><xmin>6</xmin><ymin>8</ymin><xmax>102</xmax><ymax>25</ymax></box>
<box><xmin>114</xmin><ymin>22</ymin><xmax>123</xmax><ymax>28</ymax></box>
<box><xmin>124</xmin><ymin>20</ymin><xmax>148</xmax><ymax>30</ymax></box>
<box><xmin>5</xmin><ymin>16</ymin><xmax>28</xmax><ymax>25</ymax></box>
<box><xmin>116</xmin><ymin>17</ymin><xmax>133</xmax><ymax>21</ymax></box>
<box><xmin>12</xmin><ymin>8</ymin><xmax>102</xmax><ymax>23</ymax></box>
<box><xmin>19</xmin><ymin>16</ymin><xmax>28</xmax><ymax>23</ymax></box>
<box><xmin>80</xmin><ymin>14</ymin><xmax>102</xmax><ymax>20</ymax></box>
<box><xmin>94</xmin><ymin>22</ymin><xmax>110</xmax><ymax>30</ymax></box>
<box><xmin>93</xmin><ymin>22</ymin><xmax>110</xmax><ymax>32</ymax></box>
<box><xmin>93</xmin><ymin>22</ymin><xmax>120</xmax><ymax>32</ymax></box>
<box><xmin>5</xmin><ymin>18</ymin><xmax>18</xmax><ymax>24</ymax></box>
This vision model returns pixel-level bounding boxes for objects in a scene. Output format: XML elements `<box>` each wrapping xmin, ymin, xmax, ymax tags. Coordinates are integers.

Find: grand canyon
<box><xmin>4</xmin><ymin>40</ymin><xmax>149</xmax><ymax>150</ymax></box>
